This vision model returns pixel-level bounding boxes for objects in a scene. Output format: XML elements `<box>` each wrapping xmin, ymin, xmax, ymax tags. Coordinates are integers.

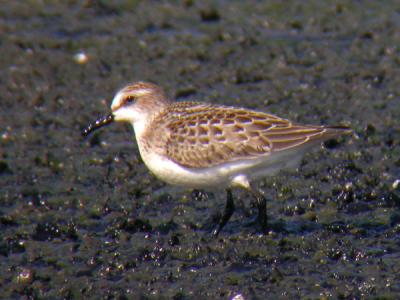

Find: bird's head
<box><xmin>82</xmin><ymin>82</ymin><xmax>169</xmax><ymax>137</ymax></box>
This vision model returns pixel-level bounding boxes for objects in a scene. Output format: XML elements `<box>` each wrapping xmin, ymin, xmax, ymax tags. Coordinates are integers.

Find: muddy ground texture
<box><xmin>1</xmin><ymin>1</ymin><xmax>400</xmax><ymax>299</ymax></box>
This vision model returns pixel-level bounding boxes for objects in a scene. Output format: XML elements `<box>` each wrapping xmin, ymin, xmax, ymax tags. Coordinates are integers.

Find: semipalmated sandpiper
<box><xmin>82</xmin><ymin>82</ymin><xmax>351</xmax><ymax>235</ymax></box>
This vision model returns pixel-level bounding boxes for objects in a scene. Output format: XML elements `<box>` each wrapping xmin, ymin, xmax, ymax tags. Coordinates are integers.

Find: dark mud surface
<box><xmin>1</xmin><ymin>1</ymin><xmax>400</xmax><ymax>299</ymax></box>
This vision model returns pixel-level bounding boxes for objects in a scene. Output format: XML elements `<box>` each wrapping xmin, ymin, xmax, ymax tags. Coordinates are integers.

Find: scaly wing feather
<box><xmin>146</xmin><ymin>102</ymin><xmax>348</xmax><ymax>168</ymax></box>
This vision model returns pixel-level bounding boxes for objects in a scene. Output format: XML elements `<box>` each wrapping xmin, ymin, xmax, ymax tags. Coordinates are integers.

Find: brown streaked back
<box><xmin>141</xmin><ymin>102</ymin><xmax>350</xmax><ymax>169</ymax></box>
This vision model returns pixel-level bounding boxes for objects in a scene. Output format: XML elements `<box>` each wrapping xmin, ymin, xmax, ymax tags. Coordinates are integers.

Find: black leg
<box><xmin>249</xmin><ymin>189</ymin><xmax>267</xmax><ymax>233</ymax></box>
<box><xmin>212</xmin><ymin>189</ymin><xmax>235</xmax><ymax>236</ymax></box>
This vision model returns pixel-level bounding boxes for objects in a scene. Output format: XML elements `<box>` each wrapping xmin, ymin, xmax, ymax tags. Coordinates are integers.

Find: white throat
<box><xmin>132</xmin><ymin>118</ymin><xmax>148</xmax><ymax>140</ymax></box>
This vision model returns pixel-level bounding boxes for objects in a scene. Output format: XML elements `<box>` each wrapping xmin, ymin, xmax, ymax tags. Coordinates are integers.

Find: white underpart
<box><xmin>137</xmin><ymin>148</ymin><xmax>305</xmax><ymax>189</ymax></box>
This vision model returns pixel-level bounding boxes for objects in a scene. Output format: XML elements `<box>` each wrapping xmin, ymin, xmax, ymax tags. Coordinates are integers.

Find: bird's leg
<box><xmin>248</xmin><ymin>188</ymin><xmax>267</xmax><ymax>233</ymax></box>
<box><xmin>212</xmin><ymin>189</ymin><xmax>235</xmax><ymax>236</ymax></box>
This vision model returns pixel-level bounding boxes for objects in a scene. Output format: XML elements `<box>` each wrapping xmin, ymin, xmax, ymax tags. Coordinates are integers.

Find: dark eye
<box><xmin>125</xmin><ymin>96</ymin><xmax>135</xmax><ymax>104</ymax></box>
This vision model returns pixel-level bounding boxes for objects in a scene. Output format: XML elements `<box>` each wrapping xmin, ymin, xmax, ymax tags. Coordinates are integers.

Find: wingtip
<box><xmin>326</xmin><ymin>125</ymin><xmax>352</xmax><ymax>135</ymax></box>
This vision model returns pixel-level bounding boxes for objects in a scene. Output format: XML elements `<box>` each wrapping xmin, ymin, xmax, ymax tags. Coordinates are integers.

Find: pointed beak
<box><xmin>81</xmin><ymin>113</ymin><xmax>114</xmax><ymax>137</ymax></box>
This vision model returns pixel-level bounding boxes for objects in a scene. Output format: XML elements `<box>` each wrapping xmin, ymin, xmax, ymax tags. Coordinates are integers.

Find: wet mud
<box><xmin>1</xmin><ymin>1</ymin><xmax>399</xmax><ymax>299</ymax></box>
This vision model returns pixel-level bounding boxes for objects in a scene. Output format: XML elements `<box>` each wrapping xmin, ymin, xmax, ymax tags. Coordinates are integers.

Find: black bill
<box><xmin>82</xmin><ymin>113</ymin><xmax>114</xmax><ymax>137</ymax></box>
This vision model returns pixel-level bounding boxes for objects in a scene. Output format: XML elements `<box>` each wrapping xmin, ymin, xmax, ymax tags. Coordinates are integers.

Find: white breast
<box><xmin>137</xmin><ymin>149</ymin><xmax>237</xmax><ymax>188</ymax></box>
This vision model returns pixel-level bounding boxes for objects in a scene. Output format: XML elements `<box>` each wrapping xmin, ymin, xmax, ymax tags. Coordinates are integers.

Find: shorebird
<box><xmin>82</xmin><ymin>82</ymin><xmax>350</xmax><ymax>235</ymax></box>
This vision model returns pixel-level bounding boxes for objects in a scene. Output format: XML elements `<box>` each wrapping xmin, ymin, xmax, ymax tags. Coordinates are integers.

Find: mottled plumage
<box><xmin>82</xmin><ymin>82</ymin><xmax>351</xmax><ymax>235</ymax></box>
<box><xmin>141</xmin><ymin>102</ymin><xmax>346</xmax><ymax>168</ymax></box>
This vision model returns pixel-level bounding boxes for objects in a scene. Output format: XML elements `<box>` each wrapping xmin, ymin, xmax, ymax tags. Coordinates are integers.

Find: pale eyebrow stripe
<box><xmin>124</xmin><ymin>88</ymin><xmax>151</xmax><ymax>96</ymax></box>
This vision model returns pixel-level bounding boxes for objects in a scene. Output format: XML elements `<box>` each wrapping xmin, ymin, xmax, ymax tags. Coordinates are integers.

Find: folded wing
<box><xmin>158</xmin><ymin>103</ymin><xmax>349</xmax><ymax>168</ymax></box>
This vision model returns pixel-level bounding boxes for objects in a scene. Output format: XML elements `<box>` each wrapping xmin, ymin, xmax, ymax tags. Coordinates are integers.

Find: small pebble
<box><xmin>16</xmin><ymin>268</ymin><xmax>33</xmax><ymax>284</ymax></box>
<box><xmin>73</xmin><ymin>51</ymin><xmax>89</xmax><ymax>64</ymax></box>
<box><xmin>231</xmin><ymin>293</ymin><xmax>245</xmax><ymax>300</ymax></box>
<box><xmin>393</xmin><ymin>179</ymin><xmax>400</xmax><ymax>190</ymax></box>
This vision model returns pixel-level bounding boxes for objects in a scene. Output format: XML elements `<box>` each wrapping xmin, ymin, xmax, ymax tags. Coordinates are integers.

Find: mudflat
<box><xmin>1</xmin><ymin>1</ymin><xmax>399</xmax><ymax>298</ymax></box>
